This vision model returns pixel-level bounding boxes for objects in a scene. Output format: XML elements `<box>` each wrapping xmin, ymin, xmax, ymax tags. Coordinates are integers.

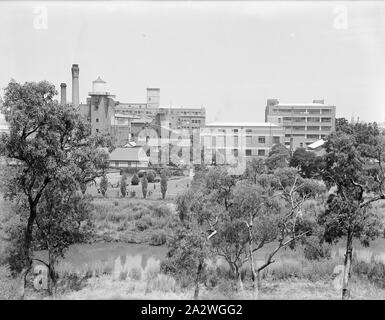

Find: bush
<box><xmin>149</xmin><ymin>230</ymin><xmax>167</xmax><ymax>246</ymax></box>
<box><xmin>160</xmin><ymin>171</ymin><xmax>168</xmax><ymax>200</ymax></box>
<box><xmin>352</xmin><ymin>259</ymin><xmax>385</xmax><ymax>288</ymax></box>
<box><xmin>135</xmin><ymin>220</ymin><xmax>150</xmax><ymax>231</ymax></box>
<box><xmin>303</xmin><ymin>236</ymin><xmax>331</xmax><ymax>261</ymax></box>
<box><xmin>147</xmin><ymin>170</ymin><xmax>156</xmax><ymax>183</ymax></box>
<box><xmin>0</xmin><ymin>265</ymin><xmax>19</xmax><ymax>300</ymax></box>
<box><xmin>142</xmin><ymin>175</ymin><xmax>148</xmax><ymax>199</ymax></box>
<box><xmin>131</xmin><ymin>174</ymin><xmax>140</xmax><ymax>186</ymax></box>
<box><xmin>100</xmin><ymin>175</ymin><xmax>108</xmax><ymax>197</ymax></box>
<box><xmin>152</xmin><ymin>205</ymin><xmax>171</xmax><ymax>218</ymax></box>
<box><xmin>120</xmin><ymin>175</ymin><xmax>127</xmax><ymax>197</ymax></box>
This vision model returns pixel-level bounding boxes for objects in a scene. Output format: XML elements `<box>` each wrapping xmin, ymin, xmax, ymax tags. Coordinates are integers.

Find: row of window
<box><xmin>272</xmin><ymin>108</ymin><xmax>332</xmax><ymax>114</ymax></box>
<box><xmin>282</xmin><ymin>117</ymin><xmax>332</xmax><ymax>122</ymax></box>
<box><xmin>216</xmin><ymin>149</ymin><xmax>266</xmax><ymax>157</ymax></box>
<box><xmin>285</xmin><ymin>134</ymin><xmax>327</xmax><ymax>139</ymax></box>
<box><xmin>284</xmin><ymin>126</ymin><xmax>332</xmax><ymax>131</ymax></box>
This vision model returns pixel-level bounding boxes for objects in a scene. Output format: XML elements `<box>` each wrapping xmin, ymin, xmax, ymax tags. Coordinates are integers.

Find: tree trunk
<box><xmin>235</xmin><ymin>265</ymin><xmax>244</xmax><ymax>292</ymax></box>
<box><xmin>47</xmin><ymin>250</ymin><xmax>57</xmax><ymax>297</ymax></box>
<box><xmin>248</xmin><ymin>242</ymin><xmax>258</xmax><ymax>299</ymax></box>
<box><xmin>20</xmin><ymin>204</ymin><xmax>37</xmax><ymax>299</ymax></box>
<box><xmin>342</xmin><ymin>233</ymin><xmax>353</xmax><ymax>300</ymax></box>
<box><xmin>194</xmin><ymin>260</ymin><xmax>203</xmax><ymax>300</ymax></box>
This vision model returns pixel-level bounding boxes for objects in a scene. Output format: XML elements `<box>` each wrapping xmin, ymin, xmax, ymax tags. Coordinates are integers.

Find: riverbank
<box><xmin>56</xmin><ymin>275</ymin><xmax>385</xmax><ymax>300</ymax></box>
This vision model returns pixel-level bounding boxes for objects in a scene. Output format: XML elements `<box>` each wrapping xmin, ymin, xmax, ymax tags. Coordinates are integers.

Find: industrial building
<box><xmin>265</xmin><ymin>99</ymin><xmax>336</xmax><ymax>150</ymax></box>
<box><xmin>60</xmin><ymin>64</ymin><xmax>206</xmax><ymax>150</ymax></box>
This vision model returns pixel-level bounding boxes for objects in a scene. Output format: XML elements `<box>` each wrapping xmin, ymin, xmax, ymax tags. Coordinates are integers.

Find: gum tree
<box><xmin>320</xmin><ymin>123</ymin><xmax>385</xmax><ymax>299</ymax></box>
<box><xmin>0</xmin><ymin>81</ymin><xmax>109</xmax><ymax>296</ymax></box>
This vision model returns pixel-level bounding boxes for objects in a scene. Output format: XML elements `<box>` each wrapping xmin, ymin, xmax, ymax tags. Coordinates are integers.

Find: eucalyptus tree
<box><xmin>0</xmin><ymin>81</ymin><xmax>109</xmax><ymax>296</ymax></box>
<box><xmin>320</xmin><ymin>123</ymin><xmax>385</xmax><ymax>299</ymax></box>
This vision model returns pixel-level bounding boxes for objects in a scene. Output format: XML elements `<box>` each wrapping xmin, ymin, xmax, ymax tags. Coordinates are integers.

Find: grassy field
<box><xmin>88</xmin><ymin>175</ymin><xmax>192</xmax><ymax>200</ymax></box>
<box><xmin>91</xmin><ymin>198</ymin><xmax>180</xmax><ymax>244</ymax></box>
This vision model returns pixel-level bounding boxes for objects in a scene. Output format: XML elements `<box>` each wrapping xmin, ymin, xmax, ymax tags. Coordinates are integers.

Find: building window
<box><xmin>258</xmin><ymin>136</ymin><xmax>265</xmax><ymax>144</ymax></box>
<box><xmin>321</xmin><ymin>118</ymin><xmax>331</xmax><ymax>123</ymax></box>
<box><xmin>246</xmin><ymin>136</ymin><xmax>253</xmax><ymax>147</ymax></box>
<box><xmin>232</xmin><ymin>129</ymin><xmax>238</xmax><ymax>133</ymax></box>
<box><xmin>300</xmin><ymin>143</ymin><xmax>303</xmax><ymax>148</ymax></box>
<box><xmin>246</xmin><ymin>129</ymin><xmax>252</xmax><ymax>134</ymax></box>
<box><xmin>258</xmin><ymin>149</ymin><xmax>265</xmax><ymax>156</ymax></box>
<box><xmin>272</xmin><ymin>136</ymin><xmax>280</xmax><ymax>144</ymax></box>
<box><xmin>232</xmin><ymin>149</ymin><xmax>238</xmax><ymax>157</ymax></box>
<box><xmin>321</xmin><ymin>126</ymin><xmax>332</xmax><ymax>131</ymax></box>
<box><xmin>234</xmin><ymin>136</ymin><xmax>238</xmax><ymax>147</ymax></box>
<box><xmin>245</xmin><ymin>149</ymin><xmax>252</xmax><ymax>156</ymax></box>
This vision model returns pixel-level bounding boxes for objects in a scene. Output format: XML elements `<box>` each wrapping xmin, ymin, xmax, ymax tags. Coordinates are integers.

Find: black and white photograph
<box><xmin>0</xmin><ymin>0</ymin><xmax>385</xmax><ymax>305</ymax></box>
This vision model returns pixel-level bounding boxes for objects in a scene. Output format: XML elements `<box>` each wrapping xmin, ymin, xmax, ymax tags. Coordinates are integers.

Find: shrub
<box><xmin>303</xmin><ymin>236</ymin><xmax>331</xmax><ymax>261</ymax></box>
<box><xmin>142</xmin><ymin>175</ymin><xmax>148</xmax><ymax>199</ymax></box>
<box><xmin>149</xmin><ymin>230</ymin><xmax>167</xmax><ymax>246</ymax></box>
<box><xmin>0</xmin><ymin>265</ymin><xmax>19</xmax><ymax>300</ymax></box>
<box><xmin>147</xmin><ymin>170</ymin><xmax>156</xmax><ymax>183</ymax></box>
<box><xmin>100</xmin><ymin>175</ymin><xmax>108</xmax><ymax>197</ymax></box>
<box><xmin>160</xmin><ymin>170</ymin><xmax>168</xmax><ymax>200</ymax></box>
<box><xmin>352</xmin><ymin>259</ymin><xmax>385</xmax><ymax>288</ymax></box>
<box><xmin>152</xmin><ymin>205</ymin><xmax>171</xmax><ymax>218</ymax></box>
<box><xmin>120</xmin><ymin>175</ymin><xmax>127</xmax><ymax>197</ymax></box>
<box><xmin>135</xmin><ymin>220</ymin><xmax>150</xmax><ymax>231</ymax></box>
<box><xmin>131</xmin><ymin>174</ymin><xmax>140</xmax><ymax>186</ymax></box>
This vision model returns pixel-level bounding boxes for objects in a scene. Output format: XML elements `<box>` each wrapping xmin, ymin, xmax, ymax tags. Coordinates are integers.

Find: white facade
<box><xmin>200</xmin><ymin>122</ymin><xmax>285</xmax><ymax>165</ymax></box>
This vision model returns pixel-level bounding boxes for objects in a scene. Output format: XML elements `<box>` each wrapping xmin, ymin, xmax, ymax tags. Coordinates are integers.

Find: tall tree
<box><xmin>289</xmin><ymin>147</ymin><xmax>323</xmax><ymax>178</ymax></box>
<box><xmin>0</xmin><ymin>81</ymin><xmax>109</xmax><ymax>296</ymax></box>
<box><xmin>160</xmin><ymin>169</ymin><xmax>168</xmax><ymax>200</ymax></box>
<box><xmin>265</xmin><ymin>143</ymin><xmax>290</xmax><ymax>171</ymax></box>
<box><xmin>320</xmin><ymin>124</ymin><xmax>385</xmax><ymax>299</ymax></box>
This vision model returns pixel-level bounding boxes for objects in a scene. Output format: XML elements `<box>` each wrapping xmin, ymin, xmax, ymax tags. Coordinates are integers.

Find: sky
<box><xmin>0</xmin><ymin>1</ymin><xmax>385</xmax><ymax>123</ymax></box>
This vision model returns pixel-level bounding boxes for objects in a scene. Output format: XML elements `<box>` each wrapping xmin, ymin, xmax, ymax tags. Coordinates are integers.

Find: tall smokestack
<box><xmin>71</xmin><ymin>64</ymin><xmax>79</xmax><ymax>108</ymax></box>
<box><xmin>60</xmin><ymin>83</ymin><xmax>67</xmax><ymax>105</ymax></box>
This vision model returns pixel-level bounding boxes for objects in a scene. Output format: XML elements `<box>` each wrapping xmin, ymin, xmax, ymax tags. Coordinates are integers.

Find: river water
<box><xmin>34</xmin><ymin>238</ymin><xmax>385</xmax><ymax>275</ymax></box>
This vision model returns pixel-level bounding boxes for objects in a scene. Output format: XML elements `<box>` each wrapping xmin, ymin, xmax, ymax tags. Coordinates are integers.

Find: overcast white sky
<box><xmin>1</xmin><ymin>1</ymin><xmax>385</xmax><ymax>123</ymax></box>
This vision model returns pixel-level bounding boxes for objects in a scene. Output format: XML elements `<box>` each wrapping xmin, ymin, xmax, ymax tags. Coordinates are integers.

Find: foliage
<box><xmin>243</xmin><ymin>158</ymin><xmax>265</xmax><ymax>183</ymax></box>
<box><xmin>0</xmin><ymin>81</ymin><xmax>109</xmax><ymax>287</ymax></box>
<box><xmin>319</xmin><ymin>122</ymin><xmax>385</xmax><ymax>298</ymax></box>
<box><xmin>99</xmin><ymin>175</ymin><xmax>108</xmax><ymax>197</ymax></box>
<box><xmin>289</xmin><ymin>148</ymin><xmax>324</xmax><ymax>178</ymax></box>
<box><xmin>160</xmin><ymin>170</ymin><xmax>168</xmax><ymax>200</ymax></box>
<box><xmin>120</xmin><ymin>175</ymin><xmax>127</xmax><ymax>198</ymax></box>
<box><xmin>147</xmin><ymin>170</ymin><xmax>156</xmax><ymax>183</ymax></box>
<box><xmin>149</xmin><ymin>230</ymin><xmax>167</xmax><ymax>246</ymax></box>
<box><xmin>32</xmin><ymin>184</ymin><xmax>94</xmax><ymax>293</ymax></box>
<box><xmin>265</xmin><ymin>143</ymin><xmax>290</xmax><ymax>171</ymax></box>
<box><xmin>0</xmin><ymin>265</ymin><xmax>19</xmax><ymax>300</ymax></box>
<box><xmin>141</xmin><ymin>174</ymin><xmax>148</xmax><ymax>199</ymax></box>
<box><xmin>161</xmin><ymin>227</ymin><xmax>208</xmax><ymax>289</ymax></box>
<box><xmin>131</xmin><ymin>174</ymin><xmax>139</xmax><ymax>186</ymax></box>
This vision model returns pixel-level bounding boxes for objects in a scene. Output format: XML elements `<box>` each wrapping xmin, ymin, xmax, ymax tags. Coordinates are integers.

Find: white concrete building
<box><xmin>200</xmin><ymin>122</ymin><xmax>285</xmax><ymax>165</ymax></box>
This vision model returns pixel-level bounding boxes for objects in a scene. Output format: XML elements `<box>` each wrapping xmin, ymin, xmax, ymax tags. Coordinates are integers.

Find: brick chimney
<box><xmin>71</xmin><ymin>64</ymin><xmax>79</xmax><ymax>108</ymax></box>
<box><xmin>60</xmin><ymin>83</ymin><xmax>67</xmax><ymax>105</ymax></box>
